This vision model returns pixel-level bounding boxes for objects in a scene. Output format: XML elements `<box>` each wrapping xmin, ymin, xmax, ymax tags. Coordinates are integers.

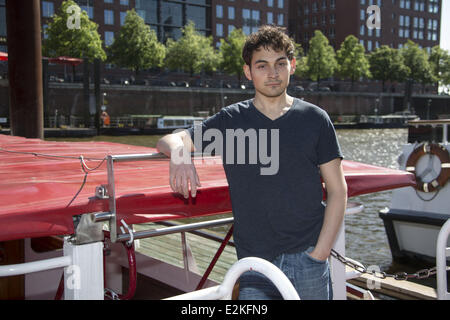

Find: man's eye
<box><xmin>278</xmin><ymin>62</ymin><xmax>286</xmax><ymax>67</ymax></box>
<box><xmin>257</xmin><ymin>65</ymin><xmax>265</xmax><ymax>69</ymax></box>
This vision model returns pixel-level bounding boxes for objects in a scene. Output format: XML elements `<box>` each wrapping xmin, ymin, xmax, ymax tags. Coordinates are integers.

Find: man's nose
<box><xmin>267</xmin><ymin>65</ymin><xmax>279</xmax><ymax>77</ymax></box>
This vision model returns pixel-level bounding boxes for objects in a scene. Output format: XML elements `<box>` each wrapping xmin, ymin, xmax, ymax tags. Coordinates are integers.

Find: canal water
<box><xmin>49</xmin><ymin>128</ymin><xmax>425</xmax><ymax>276</ymax></box>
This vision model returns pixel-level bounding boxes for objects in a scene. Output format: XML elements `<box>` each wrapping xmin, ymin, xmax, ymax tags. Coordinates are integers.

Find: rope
<box><xmin>0</xmin><ymin>146</ymin><xmax>107</xmax><ymax>207</ymax></box>
<box><xmin>0</xmin><ymin>146</ymin><xmax>105</xmax><ymax>161</ymax></box>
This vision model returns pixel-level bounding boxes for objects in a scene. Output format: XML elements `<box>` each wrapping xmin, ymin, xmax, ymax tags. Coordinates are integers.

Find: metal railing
<box><xmin>436</xmin><ymin>219</ymin><xmax>450</xmax><ymax>300</ymax></box>
<box><xmin>166</xmin><ymin>257</ymin><xmax>301</xmax><ymax>300</ymax></box>
<box><xmin>0</xmin><ymin>256</ymin><xmax>72</xmax><ymax>277</ymax></box>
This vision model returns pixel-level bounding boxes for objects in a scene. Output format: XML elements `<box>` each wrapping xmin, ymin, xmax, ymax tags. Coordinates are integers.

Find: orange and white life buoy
<box><xmin>405</xmin><ymin>142</ymin><xmax>450</xmax><ymax>193</ymax></box>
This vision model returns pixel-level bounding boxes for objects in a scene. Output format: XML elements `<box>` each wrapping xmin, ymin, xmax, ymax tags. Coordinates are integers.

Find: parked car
<box><xmin>318</xmin><ymin>86</ymin><xmax>331</xmax><ymax>92</ymax></box>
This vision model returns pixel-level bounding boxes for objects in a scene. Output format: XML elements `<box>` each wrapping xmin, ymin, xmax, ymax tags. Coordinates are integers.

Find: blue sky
<box><xmin>441</xmin><ymin>0</ymin><xmax>450</xmax><ymax>50</ymax></box>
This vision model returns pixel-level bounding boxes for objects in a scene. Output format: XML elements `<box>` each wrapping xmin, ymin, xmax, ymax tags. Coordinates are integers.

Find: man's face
<box><xmin>243</xmin><ymin>46</ymin><xmax>296</xmax><ymax>99</ymax></box>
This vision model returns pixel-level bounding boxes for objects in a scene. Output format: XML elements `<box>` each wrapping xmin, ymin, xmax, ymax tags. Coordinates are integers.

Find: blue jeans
<box><xmin>238</xmin><ymin>247</ymin><xmax>333</xmax><ymax>300</ymax></box>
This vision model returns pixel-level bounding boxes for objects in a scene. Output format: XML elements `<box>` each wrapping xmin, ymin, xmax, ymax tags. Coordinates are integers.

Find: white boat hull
<box><xmin>381</xmin><ymin>142</ymin><xmax>450</xmax><ymax>264</ymax></box>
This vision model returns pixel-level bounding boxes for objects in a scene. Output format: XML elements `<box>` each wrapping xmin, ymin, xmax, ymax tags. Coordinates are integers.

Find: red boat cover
<box><xmin>0</xmin><ymin>135</ymin><xmax>416</xmax><ymax>242</ymax></box>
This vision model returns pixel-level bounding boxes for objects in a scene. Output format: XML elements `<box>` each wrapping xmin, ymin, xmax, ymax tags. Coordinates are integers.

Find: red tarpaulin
<box><xmin>0</xmin><ymin>135</ymin><xmax>416</xmax><ymax>242</ymax></box>
<box><xmin>0</xmin><ymin>52</ymin><xmax>82</xmax><ymax>66</ymax></box>
<box><xmin>47</xmin><ymin>56</ymin><xmax>83</xmax><ymax>66</ymax></box>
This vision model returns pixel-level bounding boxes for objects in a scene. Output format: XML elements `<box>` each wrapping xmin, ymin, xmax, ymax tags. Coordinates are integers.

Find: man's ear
<box><xmin>243</xmin><ymin>64</ymin><xmax>252</xmax><ymax>81</ymax></box>
<box><xmin>290</xmin><ymin>57</ymin><xmax>296</xmax><ymax>75</ymax></box>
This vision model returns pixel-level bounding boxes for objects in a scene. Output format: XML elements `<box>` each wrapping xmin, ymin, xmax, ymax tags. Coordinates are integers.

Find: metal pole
<box><xmin>0</xmin><ymin>256</ymin><xmax>72</xmax><ymax>277</ymax></box>
<box><xmin>115</xmin><ymin>217</ymin><xmax>234</xmax><ymax>243</ymax></box>
<box><xmin>83</xmin><ymin>58</ymin><xmax>90</xmax><ymax>128</ymax></box>
<box><xmin>6</xmin><ymin>0</ymin><xmax>44</xmax><ymax>139</ymax></box>
<box><xmin>94</xmin><ymin>58</ymin><xmax>101</xmax><ymax>132</ymax></box>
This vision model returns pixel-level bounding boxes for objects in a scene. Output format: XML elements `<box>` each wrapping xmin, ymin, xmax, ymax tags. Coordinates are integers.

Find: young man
<box><xmin>157</xmin><ymin>25</ymin><xmax>347</xmax><ymax>300</ymax></box>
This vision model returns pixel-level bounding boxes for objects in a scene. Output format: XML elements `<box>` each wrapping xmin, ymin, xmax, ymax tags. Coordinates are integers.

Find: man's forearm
<box><xmin>156</xmin><ymin>133</ymin><xmax>185</xmax><ymax>157</ymax></box>
<box><xmin>312</xmin><ymin>190</ymin><xmax>347</xmax><ymax>260</ymax></box>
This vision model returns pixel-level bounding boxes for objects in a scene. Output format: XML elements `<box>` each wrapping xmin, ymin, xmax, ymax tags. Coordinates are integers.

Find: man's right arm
<box><xmin>156</xmin><ymin>130</ymin><xmax>201</xmax><ymax>199</ymax></box>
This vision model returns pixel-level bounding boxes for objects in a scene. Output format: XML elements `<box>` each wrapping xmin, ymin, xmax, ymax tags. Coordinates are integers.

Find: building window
<box><xmin>228</xmin><ymin>25</ymin><xmax>235</xmax><ymax>34</ymax></box>
<box><xmin>243</xmin><ymin>8</ymin><xmax>250</xmax><ymax>21</ymax></box>
<box><xmin>312</xmin><ymin>2</ymin><xmax>318</xmax><ymax>13</ymax></box>
<box><xmin>252</xmin><ymin>10</ymin><xmax>260</xmax><ymax>30</ymax></box>
<box><xmin>42</xmin><ymin>1</ymin><xmax>54</xmax><ymax>18</ymax></box>
<box><xmin>277</xmin><ymin>13</ymin><xmax>284</xmax><ymax>25</ymax></box>
<box><xmin>330</xmin><ymin>14</ymin><xmax>335</xmax><ymax>24</ymax></box>
<box><xmin>216</xmin><ymin>5</ymin><xmax>223</xmax><ymax>18</ymax></box>
<box><xmin>228</xmin><ymin>6</ymin><xmax>235</xmax><ymax>19</ymax></box>
<box><xmin>329</xmin><ymin>27</ymin><xmax>335</xmax><ymax>39</ymax></box>
<box><xmin>43</xmin><ymin>24</ymin><xmax>49</xmax><ymax>39</ymax></box>
<box><xmin>330</xmin><ymin>0</ymin><xmax>335</xmax><ymax>9</ymax></box>
<box><xmin>277</xmin><ymin>0</ymin><xmax>284</xmax><ymax>9</ymax></box>
<box><xmin>120</xmin><ymin>11</ymin><xmax>127</xmax><ymax>25</ymax></box>
<box><xmin>120</xmin><ymin>0</ymin><xmax>129</xmax><ymax>5</ymax></box>
<box><xmin>242</xmin><ymin>9</ymin><xmax>260</xmax><ymax>34</ymax></box>
<box><xmin>104</xmin><ymin>0</ymin><xmax>113</xmax><ymax>3</ymax></box>
<box><xmin>216</xmin><ymin>23</ymin><xmax>223</xmax><ymax>37</ymax></box>
<box><xmin>105</xmin><ymin>31</ymin><xmax>114</xmax><ymax>46</ymax></box>
<box><xmin>267</xmin><ymin>0</ymin><xmax>273</xmax><ymax>7</ymax></box>
<box><xmin>104</xmin><ymin>10</ymin><xmax>114</xmax><ymax>25</ymax></box>
<box><xmin>267</xmin><ymin>12</ymin><xmax>273</xmax><ymax>24</ymax></box>
<box><xmin>78</xmin><ymin>0</ymin><xmax>94</xmax><ymax>19</ymax></box>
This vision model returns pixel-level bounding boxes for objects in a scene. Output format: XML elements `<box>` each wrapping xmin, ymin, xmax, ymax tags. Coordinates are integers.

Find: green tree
<box><xmin>165</xmin><ymin>21</ymin><xmax>220</xmax><ymax>76</ymax></box>
<box><xmin>219</xmin><ymin>28</ymin><xmax>246</xmax><ymax>83</ymax></box>
<box><xmin>306</xmin><ymin>30</ymin><xmax>337</xmax><ymax>86</ymax></box>
<box><xmin>42</xmin><ymin>0</ymin><xmax>106</xmax><ymax>69</ymax></box>
<box><xmin>336</xmin><ymin>35</ymin><xmax>371</xmax><ymax>91</ymax></box>
<box><xmin>294</xmin><ymin>43</ymin><xmax>308</xmax><ymax>79</ymax></box>
<box><xmin>107</xmin><ymin>9</ymin><xmax>166</xmax><ymax>75</ymax></box>
<box><xmin>368</xmin><ymin>45</ymin><xmax>408</xmax><ymax>92</ymax></box>
<box><xmin>401</xmin><ymin>40</ymin><xmax>435</xmax><ymax>93</ymax></box>
<box><xmin>429</xmin><ymin>46</ymin><xmax>450</xmax><ymax>91</ymax></box>
<box><xmin>442</xmin><ymin>55</ymin><xmax>450</xmax><ymax>93</ymax></box>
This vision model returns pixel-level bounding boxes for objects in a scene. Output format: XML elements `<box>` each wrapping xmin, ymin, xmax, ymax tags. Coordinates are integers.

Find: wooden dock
<box><xmin>134</xmin><ymin>222</ymin><xmax>237</xmax><ymax>284</ymax></box>
<box><xmin>133</xmin><ymin>222</ymin><xmax>440</xmax><ymax>300</ymax></box>
<box><xmin>346</xmin><ymin>266</ymin><xmax>438</xmax><ymax>300</ymax></box>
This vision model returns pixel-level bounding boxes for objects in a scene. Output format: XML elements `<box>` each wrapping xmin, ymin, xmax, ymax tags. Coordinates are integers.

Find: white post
<box><xmin>63</xmin><ymin>238</ymin><xmax>104</xmax><ymax>300</ymax></box>
<box><xmin>330</xmin><ymin>202</ymin><xmax>365</xmax><ymax>300</ymax></box>
<box><xmin>330</xmin><ymin>221</ymin><xmax>346</xmax><ymax>300</ymax></box>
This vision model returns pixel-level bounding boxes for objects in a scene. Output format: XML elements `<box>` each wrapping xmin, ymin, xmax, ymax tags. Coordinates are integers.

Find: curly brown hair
<box><xmin>242</xmin><ymin>25</ymin><xmax>295</xmax><ymax>66</ymax></box>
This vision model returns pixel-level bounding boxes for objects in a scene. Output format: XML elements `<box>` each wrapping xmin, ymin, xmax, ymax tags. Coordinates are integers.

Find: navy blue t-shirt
<box><xmin>188</xmin><ymin>98</ymin><xmax>343</xmax><ymax>261</ymax></box>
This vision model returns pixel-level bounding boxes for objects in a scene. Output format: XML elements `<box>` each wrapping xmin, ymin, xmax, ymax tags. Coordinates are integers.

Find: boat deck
<box><xmin>134</xmin><ymin>218</ymin><xmax>237</xmax><ymax>284</ymax></box>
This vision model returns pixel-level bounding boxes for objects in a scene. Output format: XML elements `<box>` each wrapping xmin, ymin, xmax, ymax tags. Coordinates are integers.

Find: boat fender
<box><xmin>405</xmin><ymin>142</ymin><xmax>450</xmax><ymax>193</ymax></box>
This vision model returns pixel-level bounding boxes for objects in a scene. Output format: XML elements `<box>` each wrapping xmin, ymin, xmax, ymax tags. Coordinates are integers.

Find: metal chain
<box><xmin>330</xmin><ymin>249</ymin><xmax>449</xmax><ymax>281</ymax></box>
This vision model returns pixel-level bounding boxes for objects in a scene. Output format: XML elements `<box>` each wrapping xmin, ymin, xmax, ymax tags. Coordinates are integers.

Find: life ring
<box><xmin>405</xmin><ymin>142</ymin><xmax>450</xmax><ymax>193</ymax></box>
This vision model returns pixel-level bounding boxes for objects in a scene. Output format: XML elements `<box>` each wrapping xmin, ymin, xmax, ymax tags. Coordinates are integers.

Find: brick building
<box><xmin>36</xmin><ymin>0</ymin><xmax>289</xmax><ymax>48</ymax></box>
<box><xmin>289</xmin><ymin>0</ymin><xmax>441</xmax><ymax>53</ymax></box>
<box><xmin>0</xmin><ymin>0</ymin><xmax>443</xmax><ymax>86</ymax></box>
<box><xmin>1</xmin><ymin>0</ymin><xmax>442</xmax><ymax>54</ymax></box>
